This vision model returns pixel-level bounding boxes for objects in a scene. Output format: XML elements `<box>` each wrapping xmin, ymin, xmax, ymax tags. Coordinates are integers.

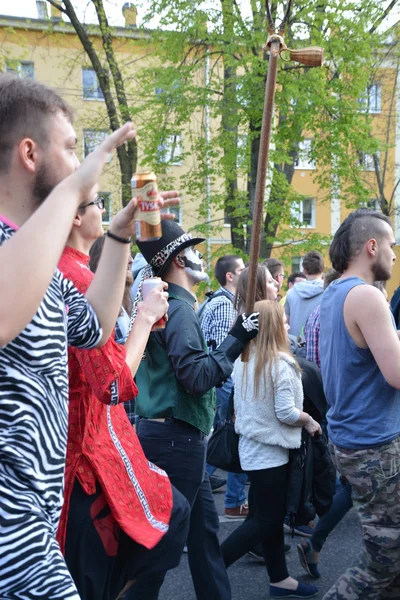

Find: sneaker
<box><xmin>269</xmin><ymin>582</ymin><xmax>318</xmax><ymax>598</ymax></box>
<box><xmin>210</xmin><ymin>474</ymin><xmax>227</xmax><ymax>492</ymax></box>
<box><xmin>297</xmin><ymin>540</ymin><xmax>321</xmax><ymax>579</ymax></box>
<box><xmin>284</xmin><ymin>517</ymin><xmax>315</xmax><ymax>538</ymax></box>
<box><xmin>248</xmin><ymin>544</ymin><xmax>291</xmax><ymax>562</ymax></box>
<box><xmin>225</xmin><ymin>504</ymin><xmax>249</xmax><ymax>519</ymax></box>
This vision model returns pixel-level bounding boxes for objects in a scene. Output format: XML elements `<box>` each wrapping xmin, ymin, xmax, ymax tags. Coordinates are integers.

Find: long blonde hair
<box><xmin>243</xmin><ymin>300</ymin><xmax>299</xmax><ymax>399</ymax></box>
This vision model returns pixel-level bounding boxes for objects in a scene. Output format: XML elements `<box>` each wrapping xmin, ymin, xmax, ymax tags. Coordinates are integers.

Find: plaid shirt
<box><xmin>304</xmin><ymin>304</ymin><xmax>321</xmax><ymax>369</ymax></box>
<box><xmin>200</xmin><ymin>287</ymin><xmax>235</xmax><ymax>348</ymax></box>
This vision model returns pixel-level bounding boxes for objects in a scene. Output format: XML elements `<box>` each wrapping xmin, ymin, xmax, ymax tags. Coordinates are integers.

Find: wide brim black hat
<box><xmin>136</xmin><ymin>220</ymin><xmax>205</xmax><ymax>276</ymax></box>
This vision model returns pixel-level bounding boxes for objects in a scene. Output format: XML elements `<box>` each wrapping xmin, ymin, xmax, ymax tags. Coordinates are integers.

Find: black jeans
<box><xmin>137</xmin><ymin>417</ymin><xmax>231</xmax><ymax>600</ymax></box>
<box><xmin>221</xmin><ymin>464</ymin><xmax>289</xmax><ymax>583</ymax></box>
<box><xmin>65</xmin><ymin>479</ymin><xmax>190</xmax><ymax>600</ymax></box>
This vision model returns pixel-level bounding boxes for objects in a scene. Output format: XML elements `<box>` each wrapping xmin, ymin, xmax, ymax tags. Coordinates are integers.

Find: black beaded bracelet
<box><xmin>106</xmin><ymin>230</ymin><xmax>132</xmax><ymax>244</ymax></box>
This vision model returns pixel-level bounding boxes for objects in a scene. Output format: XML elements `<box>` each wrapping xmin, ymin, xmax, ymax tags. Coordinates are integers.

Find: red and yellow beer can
<box><xmin>132</xmin><ymin>171</ymin><xmax>162</xmax><ymax>241</ymax></box>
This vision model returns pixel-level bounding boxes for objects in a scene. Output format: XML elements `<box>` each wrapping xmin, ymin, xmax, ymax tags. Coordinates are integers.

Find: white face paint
<box><xmin>182</xmin><ymin>246</ymin><xmax>209</xmax><ymax>283</ymax></box>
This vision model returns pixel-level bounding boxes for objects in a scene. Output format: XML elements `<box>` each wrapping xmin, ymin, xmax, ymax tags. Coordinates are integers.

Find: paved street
<box><xmin>160</xmin><ymin>474</ymin><xmax>363</xmax><ymax>599</ymax></box>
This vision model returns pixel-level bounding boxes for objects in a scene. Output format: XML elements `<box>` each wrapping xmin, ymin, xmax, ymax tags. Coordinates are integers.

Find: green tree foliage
<box><xmin>132</xmin><ymin>0</ymin><xmax>399</xmax><ymax>258</ymax></box>
<box><xmin>47</xmin><ymin>0</ymin><xmax>399</xmax><ymax>261</ymax></box>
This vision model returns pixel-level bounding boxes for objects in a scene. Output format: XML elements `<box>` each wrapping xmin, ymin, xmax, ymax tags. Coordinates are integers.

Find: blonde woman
<box><xmin>221</xmin><ymin>300</ymin><xmax>321</xmax><ymax>599</ymax></box>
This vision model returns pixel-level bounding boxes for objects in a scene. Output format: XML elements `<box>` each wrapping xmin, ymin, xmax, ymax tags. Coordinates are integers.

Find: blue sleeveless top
<box><xmin>320</xmin><ymin>277</ymin><xmax>400</xmax><ymax>449</ymax></box>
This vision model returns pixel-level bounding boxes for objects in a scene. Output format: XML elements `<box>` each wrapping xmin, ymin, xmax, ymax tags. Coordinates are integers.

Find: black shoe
<box><xmin>248</xmin><ymin>544</ymin><xmax>291</xmax><ymax>562</ymax></box>
<box><xmin>248</xmin><ymin>549</ymin><xmax>265</xmax><ymax>563</ymax></box>
<box><xmin>210</xmin><ymin>474</ymin><xmax>227</xmax><ymax>492</ymax></box>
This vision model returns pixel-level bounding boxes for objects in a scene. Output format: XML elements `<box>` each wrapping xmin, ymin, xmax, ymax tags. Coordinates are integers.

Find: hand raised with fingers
<box><xmin>68</xmin><ymin>122</ymin><xmax>136</xmax><ymax>202</ymax></box>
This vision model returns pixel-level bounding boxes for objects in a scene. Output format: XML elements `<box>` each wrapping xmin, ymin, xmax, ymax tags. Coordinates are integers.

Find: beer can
<box><xmin>142</xmin><ymin>277</ymin><xmax>166</xmax><ymax>331</ymax></box>
<box><xmin>131</xmin><ymin>171</ymin><xmax>162</xmax><ymax>241</ymax></box>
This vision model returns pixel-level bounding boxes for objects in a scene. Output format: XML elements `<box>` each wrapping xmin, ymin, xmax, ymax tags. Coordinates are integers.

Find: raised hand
<box><xmin>68</xmin><ymin>122</ymin><xmax>136</xmax><ymax>203</ymax></box>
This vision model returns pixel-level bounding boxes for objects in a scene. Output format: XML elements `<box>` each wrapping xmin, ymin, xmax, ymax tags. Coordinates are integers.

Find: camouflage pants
<box><xmin>323</xmin><ymin>437</ymin><xmax>400</xmax><ymax>600</ymax></box>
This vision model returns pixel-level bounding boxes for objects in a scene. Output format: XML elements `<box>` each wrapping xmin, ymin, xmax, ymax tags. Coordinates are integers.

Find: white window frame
<box><xmin>291</xmin><ymin>197</ymin><xmax>316</xmax><ymax>228</ymax></box>
<box><xmin>82</xmin><ymin>67</ymin><xmax>104</xmax><ymax>101</ymax></box>
<box><xmin>6</xmin><ymin>61</ymin><xmax>34</xmax><ymax>79</ymax></box>
<box><xmin>359</xmin><ymin>151</ymin><xmax>380</xmax><ymax>172</ymax></box>
<box><xmin>99</xmin><ymin>192</ymin><xmax>112</xmax><ymax>224</ymax></box>
<box><xmin>294</xmin><ymin>139</ymin><xmax>315</xmax><ymax>170</ymax></box>
<box><xmin>83</xmin><ymin>129</ymin><xmax>110</xmax><ymax>162</ymax></box>
<box><xmin>157</xmin><ymin>134</ymin><xmax>183</xmax><ymax>166</ymax></box>
<box><xmin>291</xmin><ymin>257</ymin><xmax>304</xmax><ymax>272</ymax></box>
<box><xmin>358</xmin><ymin>84</ymin><xmax>382</xmax><ymax>114</ymax></box>
<box><xmin>368</xmin><ymin>84</ymin><xmax>381</xmax><ymax>114</ymax></box>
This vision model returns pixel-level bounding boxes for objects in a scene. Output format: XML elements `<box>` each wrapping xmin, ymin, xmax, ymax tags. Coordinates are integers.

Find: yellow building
<box><xmin>1</xmin><ymin>4</ymin><xmax>399</xmax><ymax>295</ymax></box>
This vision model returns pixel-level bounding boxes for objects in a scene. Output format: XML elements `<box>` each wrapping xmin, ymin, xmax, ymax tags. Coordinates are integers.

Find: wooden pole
<box><xmin>245</xmin><ymin>36</ymin><xmax>281</xmax><ymax>313</ymax></box>
<box><xmin>241</xmin><ymin>3</ymin><xmax>323</xmax><ymax>361</ymax></box>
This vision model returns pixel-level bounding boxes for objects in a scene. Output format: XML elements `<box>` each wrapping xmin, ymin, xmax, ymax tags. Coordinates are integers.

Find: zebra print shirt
<box><xmin>0</xmin><ymin>220</ymin><xmax>103</xmax><ymax>530</ymax></box>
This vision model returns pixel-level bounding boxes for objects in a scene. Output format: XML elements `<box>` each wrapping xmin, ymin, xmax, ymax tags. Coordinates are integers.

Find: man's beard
<box><xmin>32</xmin><ymin>163</ymin><xmax>57</xmax><ymax>207</ymax></box>
<box><xmin>371</xmin><ymin>258</ymin><xmax>392</xmax><ymax>282</ymax></box>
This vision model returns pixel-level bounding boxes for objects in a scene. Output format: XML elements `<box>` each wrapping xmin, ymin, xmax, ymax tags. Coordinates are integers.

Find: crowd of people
<box><xmin>1</xmin><ymin>74</ymin><xmax>400</xmax><ymax>600</ymax></box>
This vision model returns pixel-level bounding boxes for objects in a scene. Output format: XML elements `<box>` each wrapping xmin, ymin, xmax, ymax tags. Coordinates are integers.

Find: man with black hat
<box><xmin>134</xmin><ymin>221</ymin><xmax>259</xmax><ymax>600</ymax></box>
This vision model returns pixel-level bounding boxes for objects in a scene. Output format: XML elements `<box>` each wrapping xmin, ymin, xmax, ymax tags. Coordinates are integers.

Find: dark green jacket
<box><xmin>135</xmin><ymin>282</ymin><xmax>244</xmax><ymax>435</ymax></box>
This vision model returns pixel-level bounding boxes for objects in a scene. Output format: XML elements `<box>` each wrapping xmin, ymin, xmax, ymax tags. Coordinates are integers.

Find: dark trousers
<box><xmin>311</xmin><ymin>477</ymin><xmax>353</xmax><ymax>552</ymax></box>
<box><xmin>137</xmin><ymin>417</ymin><xmax>231</xmax><ymax>600</ymax></box>
<box><xmin>221</xmin><ymin>464</ymin><xmax>289</xmax><ymax>583</ymax></box>
<box><xmin>65</xmin><ymin>479</ymin><xmax>189</xmax><ymax>600</ymax></box>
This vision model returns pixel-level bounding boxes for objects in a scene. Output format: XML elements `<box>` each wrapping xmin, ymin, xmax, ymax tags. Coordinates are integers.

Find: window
<box><xmin>358</xmin><ymin>84</ymin><xmax>381</xmax><ymax>114</ymax></box>
<box><xmin>154</xmin><ymin>75</ymin><xmax>181</xmax><ymax>106</ymax></box>
<box><xmin>83</xmin><ymin>129</ymin><xmax>110</xmax><ymax>162</ymax></box>
<box><xmin>291</xmin><ymin>257</ymin><xmax>303</xmax><ymax>272</ymax></box>
<box><xmin>82</xmin><ymin>68</ymin><xmax>104</xmax><ymax>100</ymax></box>
<box><xmin>98</xmin><ymin>192</ymin><xmax>112</xmax><ymax>223</ymax></box>
<box><xmin>368</xmin><ymin>84</ymin><xmax>381</xmax><ymax>114</ymax></box>
<box><xmin>294</xmin><ymin>139</ymin><xmax>315</xmax><ymax>170</ymax></box>
<box><xmin>6</xmin><ymin>61</ymin><xmax>34</xmax><ymax>79</ymax></box>
<box><xmin>157</xmin><ymin>134</ymin><xmax>183</xmax><ymax>165</ymax></box>
<box><xmin>362</xmin><ymin>198</ymin><xmax>380</xmax><ymax>211</ymax></box>
<box><xmin>224</xmin><ymin>210</ymin><xmax>231</xmax><ymax>226</ymax></box>
<box><xmin>237</xmin><ymin>134</ymin><xmax>248</xmax><ymax>168</ymax></box>
<box><xmin>168</xmin><ymin>205</ymin><xmax>182</xmax><ymax>224</ymax></box>
<box><xmin>236</xmin><ymin>81</ymin><xmax>249</xmax><ymax>108</ymax></box>
<box><xmin>291</xmin><ymin>197</ymin><xmax>316</xmax><ymax>228</ymax></box>
<box><xmin>358</xmin><ymin>151</ymin><xmax>380</xmax><ymax>172</ymax></box>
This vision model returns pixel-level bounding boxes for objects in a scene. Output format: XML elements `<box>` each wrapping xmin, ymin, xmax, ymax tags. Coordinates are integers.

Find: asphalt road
<box><xmin>160</xmin><ymin>474</ymin><xmax>363</xmax><ymax>600</ymax></box>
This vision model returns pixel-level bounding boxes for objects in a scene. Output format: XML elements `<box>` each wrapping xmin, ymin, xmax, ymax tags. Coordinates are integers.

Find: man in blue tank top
<box><xmin>320</xmin><ymin>208</ymin><xmax>400</xmax><ymax>599</ymax></box>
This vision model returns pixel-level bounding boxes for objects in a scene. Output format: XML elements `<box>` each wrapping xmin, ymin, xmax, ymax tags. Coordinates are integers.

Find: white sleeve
<box><xmin>272</xmin><ymin>361</ymin><xmax>301</xmax><ymax>425</ymax></box>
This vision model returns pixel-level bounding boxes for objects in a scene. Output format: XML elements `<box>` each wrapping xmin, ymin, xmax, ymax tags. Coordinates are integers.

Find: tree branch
<box><xmin>46</xmin><ymin>0</ymin><xmax>67</xmax><ymax>15</ymax></box>
<box><xmin>369</xmin><ymin>0</ymin><xmax>399</xmax><ymax>34</ymax></box>
<box><xmin>91</xmin><ymin>0</ymin><xmax>137</xmax><ymax>183</ymax></box>
<box><xmin>61</xmin><ymin>0</ymin><xmax>136</xmax><ymax>204</ymax></box>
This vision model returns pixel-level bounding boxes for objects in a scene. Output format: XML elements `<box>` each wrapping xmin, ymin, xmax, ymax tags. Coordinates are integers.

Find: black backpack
<box><xmin>197</xmin><ymin>289</ymin><xmax>233</xmax><ymax>325</ymax></box>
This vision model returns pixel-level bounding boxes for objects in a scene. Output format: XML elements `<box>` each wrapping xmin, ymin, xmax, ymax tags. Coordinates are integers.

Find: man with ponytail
<box><xmin>320</xmin><ymin>208</ymin><xmax>400</xmax><ymax>600</ymax></box>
